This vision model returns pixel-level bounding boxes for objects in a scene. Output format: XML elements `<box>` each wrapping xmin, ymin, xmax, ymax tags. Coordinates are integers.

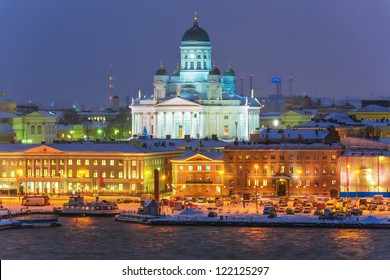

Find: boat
<box><xmin>114</xmin><ymin>211</ymin><xmax>160</xmax><ymax>224</ymax></box>
<box><xmin>54</xmin><ymin>195</ymin><xmax>120</xmax><ymax>216</ymax></box>
<box><xmin>1</xmin><ymin>214</ymin><xmax>62</xmax><ymax>230</ymax></box>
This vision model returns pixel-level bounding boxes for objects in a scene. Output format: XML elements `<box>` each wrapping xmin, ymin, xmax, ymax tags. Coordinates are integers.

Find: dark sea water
<box><xmin>0</xmin><ymin>217</ymin><xmax>389</xmax><ymax>260</ymax></box>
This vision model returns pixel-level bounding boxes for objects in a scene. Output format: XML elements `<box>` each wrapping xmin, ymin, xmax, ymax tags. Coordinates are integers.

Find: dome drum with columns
<box><xmin>130</xmin><ymin>14</ymin><xmax>262</xmax><ymax>140</ymax></box>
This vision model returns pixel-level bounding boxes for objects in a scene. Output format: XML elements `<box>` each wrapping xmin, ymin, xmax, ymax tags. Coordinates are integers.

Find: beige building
<box><xmin>224</xmin><ymin>143</ymin><xmax>342</xmax><ymax>198</ymax></box>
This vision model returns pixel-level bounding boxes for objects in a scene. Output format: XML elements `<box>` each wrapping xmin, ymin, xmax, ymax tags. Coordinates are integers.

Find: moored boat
<box><xmin>114</xmin><ymin>211</ymin><xmax>160</xmax><ymax>224</ymax></box>
<box><xmin>54</xmin><ymin>195</ymin><xmax>120</xmax><ymax>216</ymax></box>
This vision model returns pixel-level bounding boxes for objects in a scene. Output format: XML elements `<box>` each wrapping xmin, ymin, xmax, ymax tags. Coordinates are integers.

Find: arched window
<box><xmin>185</xmin><ymin>62</ymin><xmax>188</xmax><ymax>69</ymax></box>
<box><xmin>38</xmin><ymin>125</ymin><xmax>42</xmax><ymax>134</ymax></box>
<box><xmin>190</xmin><ymin>62</ymin><xmax>194</xmax><ymax>69</ymax></box>
<box><xmin>197</xmin><ymin>61</ymin><xmax>201</xmax><ymax>69</ymax></box>
<box><xmin>203</xmin><ymin>62</ymin><xmax>207</xmax><ymax>69</ymax></box>
<box><xmin>31</xmin><ymin>125</ymin><xmax>35</xmax><ymax>134</ymax></box>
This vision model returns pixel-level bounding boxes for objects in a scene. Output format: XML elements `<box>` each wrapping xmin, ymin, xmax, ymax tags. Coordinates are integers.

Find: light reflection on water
<box><xmin>0</xmin><ymin>217</ymin><xmax>388</xmax><ymax>260</ymax></box>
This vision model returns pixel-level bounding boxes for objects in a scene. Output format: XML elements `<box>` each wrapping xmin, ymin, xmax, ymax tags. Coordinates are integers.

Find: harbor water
<box><xmin>0</xmin><ymin>216</ymin><xmax>389</xmax><ymax>260</ymax></box>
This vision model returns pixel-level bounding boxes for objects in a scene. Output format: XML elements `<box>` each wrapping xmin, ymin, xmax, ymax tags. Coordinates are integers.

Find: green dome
<box><xmin>155</xmin><ymin>68</ymin><xmax>167</xmax><ymax>75</ymax></box>
<box><xmin>155</xmin><ymin>62</ymin><xmax>168</xmax><ymax>75</ymax></box>
<box><xmin>223</xmin><ymin>67</ymin><xmax>235</xmax><ymax>76</ymax></box>
<box><xmin>182</xmin><ymin>16</ymin><xmax>210</xmax><ymax>42</ymax></box>
<box><xmin>209</xmin><ymin>66</ymin><xmax>220</xmax><ymax>75</ymax></box>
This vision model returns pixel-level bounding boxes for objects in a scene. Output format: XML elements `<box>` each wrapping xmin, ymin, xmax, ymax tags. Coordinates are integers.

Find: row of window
<box><xmin>231</xmin><ymin>163</ymin><xmax>337</xmax><ymax>174</ymax></box>
<box><xmin>2</xmin><ymin>159</ymin><xmax>137</xmax><ymax>167</ymax></box>
<box><xmin>227</xmin><ymin>179</ymin><xmax>338</xmax><ymax>187</ymax></box>
<box><xmin>3</xmin><ymin>169</ymin><xmax>139</xmax><ymax>179</ymax></box>
<box><xmin>178</xmin><ymin>165</ymin><xmax>222</xmax><ymax>171</ymax></box>
<box><xmin>229</xmin><ymin>154</ymin><xmax>338</xmax><ymax>161</ymax></box>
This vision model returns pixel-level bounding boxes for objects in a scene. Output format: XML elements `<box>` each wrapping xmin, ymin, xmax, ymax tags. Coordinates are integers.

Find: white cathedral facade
<box><xmin>130</xmin><ymin>15</ymin><xmax>261</xmax><ymax>140</ymax></box>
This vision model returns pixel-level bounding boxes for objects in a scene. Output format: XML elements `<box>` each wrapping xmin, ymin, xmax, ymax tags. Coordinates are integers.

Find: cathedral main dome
<box><xmin>181</xmin><ymin>14</ymin><xmax>210</xmax><ymax>42</ymax></box>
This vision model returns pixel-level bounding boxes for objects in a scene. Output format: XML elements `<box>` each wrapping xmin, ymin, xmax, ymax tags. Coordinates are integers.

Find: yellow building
<box><xmin>0</xmin><ymin>143</ymin><xmax>183</xmax><ymax>197</ymax></box>
<box><xmin>281</xmin><ymin>110</ymin><xmax>315</xmax><ymax>129</ymax></box>
<box><xmin>12</xmin><ymin>111</ymin><xmax>57</xmax><ymax>144</ymax></box>
<box><xmin>348</xmin><ymin>105</ymin><xmax>390</xmax><ymax>121</ymax></box>
<box><xmin>0</xmin><ymin>92</ymin><xmax>16</xmax><ymax>114</ymax></box>
<box><xmin>171</xmin><ymin>152</ymin><xmax>225</xmax><ymax>198</ymax></box>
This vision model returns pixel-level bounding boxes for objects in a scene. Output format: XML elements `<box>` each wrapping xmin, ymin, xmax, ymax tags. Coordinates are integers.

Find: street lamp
<box><xmin>234</xmin><ymin>121</ymin><xmax>238</xmax><ymax>139</ymax></box>
<box><xmin>296</xmin><ymin>169</ymin><xmax>302</xmax><ymax>196</ymax></box>
<box><xmin>354</xmin><ymin>169</ymin><xmax>359</xmax><ymax>199</ymax></box>
<box><xmin>219</xmin><ymin>170</ymin><xmax>224</xmax><ymax>197</ymax></box>
<box><xmin>254</xmin><ymin>165</ymin><xmax>259</xmax><ymax>213</ymax></box>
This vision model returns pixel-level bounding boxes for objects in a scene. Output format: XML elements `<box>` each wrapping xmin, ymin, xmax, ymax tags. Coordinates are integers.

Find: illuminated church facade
<box><xmin>130</xmin><ymin>14</ymin><xmax>261</xmax><ymax>140</ymax></box>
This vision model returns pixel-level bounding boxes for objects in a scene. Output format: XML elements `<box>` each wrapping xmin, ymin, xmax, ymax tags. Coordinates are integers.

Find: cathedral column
<box><xmin>171</xmin><ymin>112</ymin><xmax>175</xmax><ymax>138</ymax></box>
<box><xmin>132</xmin><ymin>113</ymin><xmax>135</xmax><ymax>136</ymax></box>
<box><xmin>199</xmin><ymin>112</ymin><xmax>203</xmax><ymax>138</ymax></box>
<box><xmin>163</xmin><ymin>112</ymin><xmax>167</xmax><ymax>138</ymax></box>
<box><xmin>190</xmin><ymin>112</ymin><xmax>193</xmax><ymax>138</ymax></box>
<box><xmin>182</xmin><ymin>112</ymin><xmax>185</xmax><ymax>138</ymax></box>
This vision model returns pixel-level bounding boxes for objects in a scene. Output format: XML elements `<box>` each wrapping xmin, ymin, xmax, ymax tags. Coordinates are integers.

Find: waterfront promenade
<box><xmin>1</xmin><ymin>196</ymin><xmax>389</xmax><ymax>228</ymax></box>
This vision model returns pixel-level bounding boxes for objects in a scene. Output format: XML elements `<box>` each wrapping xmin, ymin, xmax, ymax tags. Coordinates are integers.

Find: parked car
<box><xmin>263</xmin><ymin>206</ymin><xmax>275</xmax><ymax>215</ymax></box>
<box><xmin>268</xmin><ymin>212</ymin><xmax>277</xmax><ymax>218</ymax></box>
<box><xmin>286</xmin><ymin>208</ymin><xmax>295</xmax><ymax>215</ymax></box>
<box><xmin>294</xmin><ymin>207</ymin><xmax>302</xmax><ymax>213</ymax></box>
<box><xmin>207</xmin><ymin>211</ymin><xmax>218</xmax><ymax>217</ymax></box>
<box><xmin>314</xmin><ymin>209</ymin><xmax>323</xmax><ymax>215</ymax></box>
<box><xmin>336</xmin><ymin>213</ymin><xmax>346</xmax><ymax>220</ymax></box>
<box><xmin>351</xmin><ymin>208</ymin><xmax>363</xmax><ymax>216</ymax></box>
<box><xmin>318</xmin><ymin>213</ymin><xmax>327</xmax><ymax>220</ymax></box>
<box><xmin>378</xmin><ymin>205</ymin><xmax>386</xmax><ymax>212</ymax></box>
<box><xmin>277</xmin><ymin>207</ymin><xmax>286</xmax><ymax>213</ymax></box>
<box><xmin>303</xmin><ymin>207</ymin><xmax>311</xmax><ymax>214</ymax></box>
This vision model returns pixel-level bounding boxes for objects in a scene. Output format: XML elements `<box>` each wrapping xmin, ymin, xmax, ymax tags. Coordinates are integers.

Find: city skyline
<box><xmin>1</xmin><ymin>0</ymin><xmax>390</xmax><ymax>109</ymax></box>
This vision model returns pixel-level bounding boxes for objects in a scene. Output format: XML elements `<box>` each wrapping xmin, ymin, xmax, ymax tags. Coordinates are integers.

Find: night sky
<box><xmin>1</xmin><ymin>0</ymin><xmax>390</xmax><ymax>109</ymax></box>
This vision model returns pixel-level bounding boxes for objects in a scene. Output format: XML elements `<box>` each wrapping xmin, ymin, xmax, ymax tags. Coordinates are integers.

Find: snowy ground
<box><xmin>1</xmin><ymin>197</ymin><xmax>389</xmax><ymax>226</ymax></box>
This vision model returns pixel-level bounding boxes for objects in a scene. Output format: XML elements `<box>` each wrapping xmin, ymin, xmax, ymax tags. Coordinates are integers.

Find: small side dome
<box><xmin>209</xmin><ymin>66</ymin><xmax>220</xmax><ymax>75</ymax></box>
<box><xmin>223</xmin><ymin>65</ymin><xmax>235</xmax><ymax>76</ymax></box>
<box><xmin>155</xmin><ymin>61</ymin><xmax>168</xmax><ymax>76</ymax></box>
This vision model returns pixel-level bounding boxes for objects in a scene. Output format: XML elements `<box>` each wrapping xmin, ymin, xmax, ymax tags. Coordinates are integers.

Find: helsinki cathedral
<box><xmin>130</xmin><ymin>14</ymin><xmax>261</xmax><ymax>140</ymax></box>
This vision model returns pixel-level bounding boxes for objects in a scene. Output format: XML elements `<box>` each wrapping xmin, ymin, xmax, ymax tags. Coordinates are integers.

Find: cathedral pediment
<box><xmin>155</xmin><ymin>97</ymin><xmax>201</xmax><ymax>107</ymax></box>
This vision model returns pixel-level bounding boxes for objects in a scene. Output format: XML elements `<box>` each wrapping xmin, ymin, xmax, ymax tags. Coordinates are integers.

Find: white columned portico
<box><xmin>199</xmin><ymin>112</ymin><xmax>203</xmax><ymax>138</ymax></box>
<box><xmin>163</xmin><ymin>112</ymin><xmax>167</xmax><ymax>138</ymax></box>
<box><xmin>190</xmin><ymin>112</ymin><xmax>193</xmax><ymax>138</ymax></box>
<box><xmin>181</xmin><ymin>112</ymin><xmax>185</xmax><ymax>138</ymax></box>
<box><xmin>171</xmin><ymin>112</ymin><xmax>175</xmax><ymax>138</ymax></box>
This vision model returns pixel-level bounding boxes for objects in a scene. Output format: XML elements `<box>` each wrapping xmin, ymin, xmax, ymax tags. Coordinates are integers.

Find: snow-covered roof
<box><xmin>0</xmin><ymin>111</ymin><xmax>17</xmax><ymax>118</ymax></box>
<box><xmin>353</xmin><ymin>105</ymin><xmax>390</xmax><ymax>112</ymax></box>
<box><xmin>0</xmin><ymin>123</ymin><xmax>15</xmax><ymax>134</ymax></box>
<box><xmin>258</xmin><ymin>128</ymin><xmax>331</xmax><ymax>140</ymax></box>
<box><xmin>0</xmin><ymin>143</ymin><xmax>182</xmax><ymax>153</ymax></box>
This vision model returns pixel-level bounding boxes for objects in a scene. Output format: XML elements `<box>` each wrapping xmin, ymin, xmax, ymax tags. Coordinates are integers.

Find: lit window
<box><xmin>262</xmin><ymin>180</ymin><xmax>267</xmax><ymax>186</ymax></box>
<box><xmin>179</xmin><ymin>166</ymin><xmax>184</xmax><ymax>171</ymax></box>
<box><xmin>77</xmin><ymin>160</ymin><xmax>81</xmax><ymax>165</ymax></box>
<box><xmin>102</xmin><ymin>160</ymin><xmax>106</xmax><ymax>166</ymax></box>
<box><xmin>205</xmin><ymin>166</ymin><xmax>210</xmax><ymax>170</ymax></box>
<box><xmin>93</xmin><ymin>160</ymin><xmax>98</xmax><ymax>166</ymax></box>
<box><xmin>188</xmin><ymin>166</ymin><xmax>193</xmax><ymax>171</ymax></box>
<box><xmin>85</xmin><ymin>160</ymin><xmax>89</xmax><ymax>165</ymax></box>
<box><xmin>110</xmin><ymin>160</ymin><xmax>115</xmax><ymax>166</ymax></box>
<box><xmin>68</xmin><ymin>159</ymin><xmax>73</xmax><ymax>165</ymax></box>
<box><xmin>197</xmin><ymin>166</ymin><xmax>202</xmax><ymax>171</ymax></box>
